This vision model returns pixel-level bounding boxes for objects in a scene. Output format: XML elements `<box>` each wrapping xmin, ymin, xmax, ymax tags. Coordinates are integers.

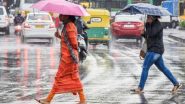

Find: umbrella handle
<box><xmin>144</xmin><ymin>14</ymin><xmax>147</xmax><ymax>31</ymax></box>
<box><xmin>57</xmin><ymin>23</ymin><xmax>64</xmax><ymax>36</ymax></box>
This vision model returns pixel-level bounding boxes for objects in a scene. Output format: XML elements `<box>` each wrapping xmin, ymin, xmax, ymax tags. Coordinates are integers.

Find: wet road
<box><xmin>0</xmin><ymin>27</ymin><xmax>185</xmax><ymax>104</ymax></box>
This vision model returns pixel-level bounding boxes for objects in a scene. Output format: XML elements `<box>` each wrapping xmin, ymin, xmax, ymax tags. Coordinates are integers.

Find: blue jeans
<box><xmin>139</xmin><ymin>52</ymin><xmax>179</xmax><ymax>90</ymax></box>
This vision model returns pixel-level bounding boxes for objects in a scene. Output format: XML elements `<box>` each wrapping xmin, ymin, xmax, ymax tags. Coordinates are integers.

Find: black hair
<box><xmin>59</xmin><ymin>14</ymin><xmax>76</xmax><ymax>23</ymax></box>
<box><xmin>147</xmin><ymin>15</ymin><xmax>160</xmax><ymax>22</ymax></box>
<box><xmin>68</xmin><ymin>16</ymin><xmax>76</xmax><ymax>23</ymax></box>
<box><xmin>152</xmin><ymin>16</ymin><xmax>160</xmax><ymax>22</ymax></box>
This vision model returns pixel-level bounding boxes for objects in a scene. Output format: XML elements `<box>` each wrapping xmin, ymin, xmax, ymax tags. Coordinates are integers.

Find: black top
<box><xmin>14</xmin><ymin>15</ymin><xmax>25</xmax><ymax>25</ymax></box>
<box><xmin>143</xmin><ymin>20</ymin><xmax>164</xmax><ymax>55</ymax></box>
<box><xmin>75</xmin><ymin>18</ymin><xmax>88</xmax><ymax>34</ymax></box>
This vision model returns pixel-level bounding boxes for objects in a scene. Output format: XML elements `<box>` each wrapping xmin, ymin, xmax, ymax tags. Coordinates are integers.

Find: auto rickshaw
<box><xmin>82</xmin><ymin>9</ymin><xmax>111</xmax><ymax>49</ymax></box>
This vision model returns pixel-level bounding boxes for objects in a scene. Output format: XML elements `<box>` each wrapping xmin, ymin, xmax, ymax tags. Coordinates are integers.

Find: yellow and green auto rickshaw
<box><xmin>82</xmin><ymin>9</ymin><xmax>111</xmax><ymax>48</ymax></box>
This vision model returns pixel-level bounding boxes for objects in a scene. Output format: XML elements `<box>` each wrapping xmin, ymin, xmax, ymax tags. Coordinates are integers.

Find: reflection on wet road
<box><xmin>0</xmin><ymin>29</ymin><xmax>185</xmax><ymax>104</ymax></box>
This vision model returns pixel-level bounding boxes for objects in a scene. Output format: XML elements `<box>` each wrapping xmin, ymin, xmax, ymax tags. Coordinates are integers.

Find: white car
<box><xmin>0</xmin><ymin>6</ymin><xmax>10</xmax><ymax>35</ymax></box>
<box><xmin>22</xmin><ymin>12</ymin><xmax>56</xmax><ymax>43</ymax></box>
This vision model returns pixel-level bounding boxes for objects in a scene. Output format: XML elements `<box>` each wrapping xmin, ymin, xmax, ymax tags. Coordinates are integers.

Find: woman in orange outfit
<box><xmin>35</xmin><ymin>14</ymin><xmax>86</xmax><ymax>104</ymax></box>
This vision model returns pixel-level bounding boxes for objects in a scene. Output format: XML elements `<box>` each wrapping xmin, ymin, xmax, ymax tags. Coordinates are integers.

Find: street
<box><xmin>0</xmin><ymin>26</ymin><xmax>185</xmax><ymax>104</ymax></box>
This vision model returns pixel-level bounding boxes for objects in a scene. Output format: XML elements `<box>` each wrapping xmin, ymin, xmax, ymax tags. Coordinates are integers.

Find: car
<box><xmin>0</xmin><ymin>6</ymin><xmax>10</xmax><ymax>35</ymax></box>
<box><xmin>21</xmin><ymin>12</ymin><xmax>56</xmax><ymax>43</ymax></box>
<box><xmin>111</xmin><ymin>14</ymin><xmax>145</xmax><ymax>43</ymax></box>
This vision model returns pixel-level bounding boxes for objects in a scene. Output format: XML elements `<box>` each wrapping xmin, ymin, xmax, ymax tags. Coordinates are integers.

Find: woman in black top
<box><xmin>134</xmin><ymin>15</ymin><xmax>181</xmax><ymax>94</ymax></box>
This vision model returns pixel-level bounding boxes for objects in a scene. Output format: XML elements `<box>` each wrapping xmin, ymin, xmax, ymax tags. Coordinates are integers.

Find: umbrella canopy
<box><xmin>31</xmin><ymin>0</ymin><xmax>90</xmax><ymax>16</ymax></box>
<box><xmin>157</xmin><ymin>6</ymin><xmax>172</xmax><ymax>16</ymax></box>
<box><xmin>122</xmin><ymin>3</ymin><xmax>171</xmax><ymax>16</ymax></box>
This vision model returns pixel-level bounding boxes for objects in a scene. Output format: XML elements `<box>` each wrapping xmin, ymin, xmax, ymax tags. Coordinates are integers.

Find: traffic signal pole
<box><xmin>127</xmin><ymin>0</ymin><xmax>153</xmax><ymax>4</ymax></box>
<box><xmin>128</xmin><ymin>0</ymin><xmax>132</xmax><ymax>4</ymax></box>
<box><xmin>149</xmin><ymin>0</ymin><xmax>153</xmax><ymax>4</ymax></box>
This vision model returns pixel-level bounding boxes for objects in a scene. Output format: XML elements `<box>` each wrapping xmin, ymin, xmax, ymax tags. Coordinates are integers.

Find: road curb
<box><xmin>168</xmin><ymin>35</ymin><xmax>185</xmax><ymax>43</ymax></box>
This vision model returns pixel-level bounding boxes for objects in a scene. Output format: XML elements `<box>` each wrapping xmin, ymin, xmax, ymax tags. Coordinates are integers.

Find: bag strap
<box><xmin>63</xmin><ymin>26</ymin><xmax>78</xmax><ymax>64</ymax></box>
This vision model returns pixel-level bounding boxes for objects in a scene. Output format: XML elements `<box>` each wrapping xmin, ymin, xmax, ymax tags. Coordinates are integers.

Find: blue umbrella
<box><xmin>122</xmin><ymin>3</ymin><xmax>171</xmax><ymax>16</ymax></box>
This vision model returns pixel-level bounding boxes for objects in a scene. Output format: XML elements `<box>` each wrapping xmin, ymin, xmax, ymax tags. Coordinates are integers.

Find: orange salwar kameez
<box><xmin>45</xmin><ymin>22</ymin><xmax>85</xmax><ymax>103</ymax></box>
<box><xmin>53</xmin><ymin>22</ymin><xmax>83</xmax><ymax>93</ymax></box>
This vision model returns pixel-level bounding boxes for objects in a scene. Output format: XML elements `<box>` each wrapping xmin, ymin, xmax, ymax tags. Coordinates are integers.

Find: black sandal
<box><xmin>172</xmin><ymin>83</ymin><xmax>182</xmax><ymax>93</ymax></box>
<box><xmin>130</xmin><ymin>88</ymin><xmax>144</xmax><ymax>94</ymax></box>
<box><xmin>35</xmin><ymin>98</ymin><xmax>50</xmax><ymax>104</ymax></box>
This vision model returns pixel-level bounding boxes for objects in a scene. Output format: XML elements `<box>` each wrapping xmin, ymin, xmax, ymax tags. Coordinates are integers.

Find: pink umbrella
<box><xmin>31</xmin><ymin>0</ymin><xmax>66</xmax><ymax>10</ymax></box>
<box><xmin>31</xmin><ymin>0</ymin><xmax>89</xmax><ymax>16</ymax></box>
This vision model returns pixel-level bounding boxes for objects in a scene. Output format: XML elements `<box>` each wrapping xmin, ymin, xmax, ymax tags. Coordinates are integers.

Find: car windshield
<box><xmin>28</xmin><ymin>14</ymin><xmax>51</xmax><ymax>21</ymax></box>
<box><xmin>115</xmin><ymin>15</ymin><xmax>142</xmax><ymax>22</ymax></box>
<box><xmin>0</xmin><ymin>8</ymin><xmax>4</xmax><ymax>15</ymax></box>
<box><xmin>25</xmin><ymin>0</ymin><xmax>41</xmax><ymax>3</ymax></box>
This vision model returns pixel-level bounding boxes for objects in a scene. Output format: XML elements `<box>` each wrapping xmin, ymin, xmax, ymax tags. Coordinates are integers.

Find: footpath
<box><xmin>168</xmin><ymin>28</ymin><xmax>185</xmax><ymax>43</ymax></box>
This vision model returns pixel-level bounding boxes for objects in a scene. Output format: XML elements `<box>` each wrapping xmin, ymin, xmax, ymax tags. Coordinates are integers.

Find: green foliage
<box><xmin>179</xmin><ymin>20</ymin><xmax>185</xmax><ymax>28</ymax></box>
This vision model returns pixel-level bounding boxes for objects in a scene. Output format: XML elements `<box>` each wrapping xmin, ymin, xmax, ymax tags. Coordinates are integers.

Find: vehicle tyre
<box><xmin>162</xmin><ymin>23</ymin><xmax>167</xmax><ymax>29</ymax></box>
<box><xmin>5</xmin><ymin>26</ymin><xmax>10</xmax><ymax>35</ymax></box>
<box><xmin>164</xmin><ymin>24</ymin><xmax>167</xmax><ymax>29</ymax></box>
<box><xmin>0</xmin><ymin>30</ymin><xmax>4</xmax><ymax>35</ymax></box>
<box><xmin>170</xmin><ymin>21</ymin><xmax>177</xmax><ymax>29</ymax></box>
<box><xmin>171</xmin><ymin>21</ymin><xmax>177</xmax><ymax>29</ymax></box>
<box><xmin>111</xmin><ymin>35</ymin><xmax>116</xmax><ymax>43</ymax></box>
<box><xmin>21</xmin><ymin>36</ymin><xmax>25</xmax><ymax>43</ymax></box>
<box><xmin>107</xmin><ymin>41</ymin><xmax>110</xmax><ymax>49</ymax></box>
<box><xmin>52</xmin><ymin>38</ymin><xmax>54</xmax><ymax>44</ymax></box>
<box><xmin>49</xmin><ymin>38</ymin><xmax>53</xmax><ymax>44</ymax></box>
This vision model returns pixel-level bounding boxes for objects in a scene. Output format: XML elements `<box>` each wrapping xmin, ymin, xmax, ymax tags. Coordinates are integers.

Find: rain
<box><xmin>0</xmin><ymin>0</ymin><xmax>185</xmax><ymax>104</ymax></box>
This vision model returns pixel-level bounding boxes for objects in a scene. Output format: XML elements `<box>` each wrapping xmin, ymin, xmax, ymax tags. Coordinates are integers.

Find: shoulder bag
<box><xmin>139</xmin><ymin>39</ymin><xmax>147</xmax><ymax>60</ymax></box>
